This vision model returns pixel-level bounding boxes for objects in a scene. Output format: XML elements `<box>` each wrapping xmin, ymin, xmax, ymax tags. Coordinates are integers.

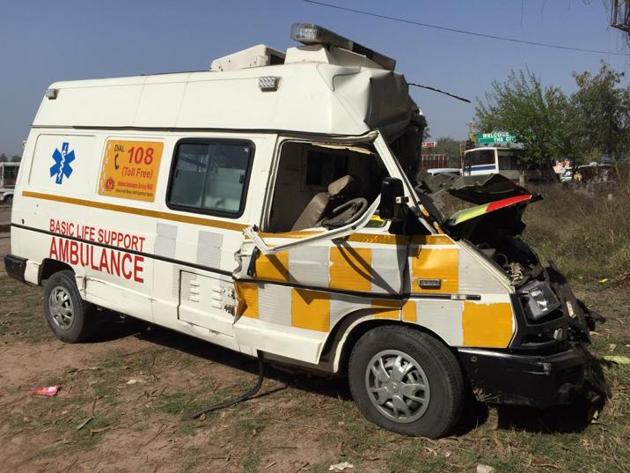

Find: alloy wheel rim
<box><xmin>49</xmin><ymin>286</ymin><xmax>74</xmax><ymax>329</ymax></box>
<box><xmin>365</xmin><ymin>349</ymin><xmax>430</xmax><ymax>423</ymax></box>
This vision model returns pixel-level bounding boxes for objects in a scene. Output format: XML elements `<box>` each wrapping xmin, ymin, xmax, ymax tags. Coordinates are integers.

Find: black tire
<box><xmin>348</xmin><ymin>326</ymin><xmax>464</xmax><ymax>438</ymax></box>
<box><xmin>4</xmin><ymin>195</ymin><xmax>12</xmax><ymax>206</ymax></box>
<box><xmin>43</xmin><ymin>270</ymin><xmax>97</xmax><ymax>343</ymax></box>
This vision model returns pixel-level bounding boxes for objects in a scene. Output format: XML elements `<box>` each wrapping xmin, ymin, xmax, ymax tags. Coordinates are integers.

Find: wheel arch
<box><xmin>320</xmin><ymin>309</ymin><xmax>454</xmax><ymax>375</ymax></box>
<box><xmin>39</xmin><ymin>258</ymin><xmax>74</xmax><ymax>284</ymax></box>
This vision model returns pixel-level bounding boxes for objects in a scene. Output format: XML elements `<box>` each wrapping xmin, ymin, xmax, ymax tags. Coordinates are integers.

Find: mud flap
<box><xmin>582</xmin><ymin>345</ymin><xmax>612</xmax><ymax>400</ymax></box>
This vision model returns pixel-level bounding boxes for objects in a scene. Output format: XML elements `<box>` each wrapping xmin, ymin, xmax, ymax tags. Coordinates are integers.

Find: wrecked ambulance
<box><xmin>4</xmin><ymin>24</ymin><xmax>606</xmax><ymax>438</ymax></box>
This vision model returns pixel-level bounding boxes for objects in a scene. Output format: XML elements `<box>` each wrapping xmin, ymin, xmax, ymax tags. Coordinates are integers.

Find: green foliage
<box><xmin>433</xmin><ymin>136</ymin><xmax>464</xmax><ymax>167</ymax></box>
<box><xmin>572</xmin><ymin>63</ymin><xmax>630</xmax><ymax>161</ymax></box>
<box><xmin>474</xmin><ymin>69</ymin><xmax>577</xmax><ymax>165</ymax></box>
<box><xmin>474</xmin><ymin>63</ymin><xmax>630</xmax><ymax>165</ymax></box>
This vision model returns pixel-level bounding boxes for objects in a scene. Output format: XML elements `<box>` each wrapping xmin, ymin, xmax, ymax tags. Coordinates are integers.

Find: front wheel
<box><xmin>348</xmin><ymin>326</ymin><xmax>464</xmax><ymax>438</ymax></box>
<box><xmin>43</xmin><ymin>270</ymin><xmax>97</xmax><ymax>343</ymax></box>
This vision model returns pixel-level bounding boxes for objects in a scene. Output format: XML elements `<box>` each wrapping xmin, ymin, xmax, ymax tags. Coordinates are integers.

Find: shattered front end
<box><xmin>417</xmin><ymin>172</ymin><xmax>610</xmax><ymax>407</ymax></box>
<box><xmin>458</xmin><ymin>281</ymin><xmax>609</xmax><ymax>407</ymax></box>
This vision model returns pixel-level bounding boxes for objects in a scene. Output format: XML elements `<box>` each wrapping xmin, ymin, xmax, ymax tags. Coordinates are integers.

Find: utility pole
<box><xmin>610</xmin><ymin>0</ymin><xmax>630</xmax><ymax>45</ymax></box>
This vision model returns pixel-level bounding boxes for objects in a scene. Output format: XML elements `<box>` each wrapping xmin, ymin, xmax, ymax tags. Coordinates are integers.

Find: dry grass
<box><xmin>1</xmin><ymin>186</ymin><xmax>629</xmax><ymax>471</ymax></box>
<box><xmin>1</xmin><ymin>286</ymin><xmax>627</xmax><ymax>472</ymax></box>
<box><xmin>525</xmin><ymin>170</ymin><xmax>630</xmax><ymax>283</ymax></box>
<box><xmin>0</xmin><ymin>277</ymin><xmax>628</xmax><ymax>472</ymax></box>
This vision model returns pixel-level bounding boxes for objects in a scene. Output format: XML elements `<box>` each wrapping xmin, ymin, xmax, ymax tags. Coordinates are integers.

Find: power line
<box><xmin>408</xmin><ymin>83</ymin><xmax>471</xmax><ymax>103</ymax></box>
<box><xmin>304</xmin><ymin>0</ymin><xmax>630</xmax><ymax>57</ymax></box>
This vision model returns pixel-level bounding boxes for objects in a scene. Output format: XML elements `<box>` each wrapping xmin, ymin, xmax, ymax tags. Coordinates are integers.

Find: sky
<box><xmin>0</xmin><ymin>0</ymin><xmax>628</xmax><ymax>155</ymax></box>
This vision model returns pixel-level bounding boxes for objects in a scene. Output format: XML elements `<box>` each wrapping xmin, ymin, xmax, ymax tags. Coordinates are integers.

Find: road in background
<box><xmin>0</xmin><ymin>234</ymin><xmax>9</xmax><ymax>256</ymax></box>
<box><xmin>0</xmin><ymin>205</ymin><xmax>11</xmax><ymax>232</ymax></box>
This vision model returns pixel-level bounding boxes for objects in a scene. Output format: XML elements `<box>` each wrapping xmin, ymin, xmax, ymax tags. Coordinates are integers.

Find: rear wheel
<box><xmin>43</xmin><ymin>270</ymin><xmax>96</xmax><ymax>343</ymax></box>
<box><xmin>348</xmin><ymin>326</ymin><xmax>464</xmax><ymax>438</ymax></box>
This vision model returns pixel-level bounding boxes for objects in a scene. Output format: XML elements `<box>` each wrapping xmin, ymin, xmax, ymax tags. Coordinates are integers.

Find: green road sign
<box><xmin>475</xmin><ymin>131</ymin><xmax>517</xmax><ymax>145</ymax></box>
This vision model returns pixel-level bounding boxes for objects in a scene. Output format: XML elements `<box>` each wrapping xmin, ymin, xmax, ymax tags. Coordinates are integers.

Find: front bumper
<box><xmin>4</xmin><ymin>254</ymin><xmax>27</xmax><ymax>283</ymax></box>
<box><xmin>458</xmin><ymin>344</ymin><xmax>608</xmax><ymax>407</ymax></box>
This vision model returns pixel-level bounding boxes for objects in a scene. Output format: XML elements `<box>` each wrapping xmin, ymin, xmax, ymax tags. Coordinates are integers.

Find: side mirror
<box><xmin>379</xmin><ymin>177</ymin><xmax>404</xmax><ymax>220</ymax></box>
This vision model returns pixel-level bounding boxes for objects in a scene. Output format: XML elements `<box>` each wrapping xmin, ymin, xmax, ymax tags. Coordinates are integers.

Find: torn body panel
<box><xmin>231</xmin><ymin>221</ymin><xmax>519</xmax><ymax>372</ymax></box>
<box><xmin>410</xmin><ymin>172</ymin><xmax>609</xmax><ymax>403</ymax></box>
<box><xmin>230</xmin><ymin>232</ymin><xmax>406</xmax><ymax>364</ymax></box>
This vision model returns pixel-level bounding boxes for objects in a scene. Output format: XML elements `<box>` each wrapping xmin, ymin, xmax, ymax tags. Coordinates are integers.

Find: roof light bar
<box><xmin>290</xmin><ymin>23</ymin><xmax>396</xmax><ymax>70</ymax></box>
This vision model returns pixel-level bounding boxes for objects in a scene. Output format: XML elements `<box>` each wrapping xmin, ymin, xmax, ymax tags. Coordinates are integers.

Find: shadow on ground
<box><xmin>90</xmin><ymin>312</ymin><xmax>351</xmax><ymax>399</ymax></box>
<box><xmin>90</xmin><ymin>312</ymin><xmax>604</xmax><ymax>437</ymax></box>
<box><xmin>494</xmin><ymin>397</ymin><xmax>604</xmax><ymax>434</ymax></box>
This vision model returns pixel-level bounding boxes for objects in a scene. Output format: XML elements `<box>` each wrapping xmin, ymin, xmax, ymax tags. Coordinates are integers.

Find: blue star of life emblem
<box><xmin>50</xmin><ymin>142</ymin><xmax>75</xmax><ymax>184</ymax></box>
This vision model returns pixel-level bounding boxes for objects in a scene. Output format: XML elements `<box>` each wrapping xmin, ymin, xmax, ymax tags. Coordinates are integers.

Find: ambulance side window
<box><xmin>167</xmin><ymin>140</ymin><xmax>254</xmax><ymax>217</ymax></box>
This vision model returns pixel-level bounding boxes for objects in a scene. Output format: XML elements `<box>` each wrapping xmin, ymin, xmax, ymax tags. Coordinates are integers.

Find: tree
<box><xmin>10</xmin><ymin>155</ymin><xmax>21</xmax><ymax>162</ymax></box>
<box><xmin>0</xmin><ymin>153</ymin><xmax>7</xmax><ymax>163</ymax></box>
<box><xmin>433</xmin><ymin>137</ymin><xmax>464</xmax><ymax>167</ymax></box>
<box><xmin>474</xmin><ymin>69</ymin><xmax>579</xmax><ymax>165</ymax></box>
<box><xmin>572</xmin><ymin>63</ymin><xmax>630</xmax><ymax>162</ymax></box>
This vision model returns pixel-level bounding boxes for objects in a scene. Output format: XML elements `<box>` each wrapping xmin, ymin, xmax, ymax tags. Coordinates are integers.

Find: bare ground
<box><xmin>0</xmin><ymin>234</ymin><xmax>628</xmax><ymax>473</ymax></box>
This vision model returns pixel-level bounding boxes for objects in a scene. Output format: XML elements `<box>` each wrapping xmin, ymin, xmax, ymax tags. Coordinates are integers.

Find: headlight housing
<box><xmin>519</xmin><ymin>280</ymin><xmax>561</xmax><ymax>321</ymax></box>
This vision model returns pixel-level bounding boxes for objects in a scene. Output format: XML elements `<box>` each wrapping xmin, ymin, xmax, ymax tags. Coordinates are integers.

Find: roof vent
<box><xmin>210</xmin><ymin>44</ymin><xmax>285</xmax><ymax>72</ymax></box>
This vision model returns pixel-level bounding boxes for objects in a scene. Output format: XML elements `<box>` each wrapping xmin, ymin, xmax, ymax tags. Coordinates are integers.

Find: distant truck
<box><xmin>0</xmin><ymin>162</ymin><xmax>19</xmax><ymax>204</ymax></box>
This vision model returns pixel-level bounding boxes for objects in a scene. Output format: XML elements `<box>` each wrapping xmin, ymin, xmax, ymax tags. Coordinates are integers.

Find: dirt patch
<box><xmin>0</xmin><ymin>336</ymin><xmax>150</xmax><ymax>386</ymax></box>
<box><xmin>0</xmin><ymin>235</ymin><xmax>628</xmax><ymax>472</ymax></box>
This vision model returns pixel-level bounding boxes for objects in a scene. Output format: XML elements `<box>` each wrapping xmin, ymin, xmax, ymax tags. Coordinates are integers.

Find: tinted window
<box><xmin>4</xmin><ymin>166</ymin><xmax>18</xmax><ymax>179</ymax></box>
<box><xmin>497</xmin><ymin>150</ymin><xmax>521</xmax><ymax>170</ymax></box>
<box><xmin>168</xmin><ymin>141</ymin><xmax>253</xmax><ymax>217</ymax></box>
<box><xmin>2</xmin><ymin>166</ymin><xmax>18</xmax><ymax>186</ymax></box>
<box><xmin>464</xmin><ymin>150</ymin><xmax>495</xmax><ymax>166</ymax></box>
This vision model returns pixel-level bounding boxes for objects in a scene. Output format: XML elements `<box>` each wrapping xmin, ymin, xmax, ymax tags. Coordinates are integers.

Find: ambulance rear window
<box><xmin>167</xmin><ymin>140</ymin><xmax>254</xmax><ymax>217</ymax></box>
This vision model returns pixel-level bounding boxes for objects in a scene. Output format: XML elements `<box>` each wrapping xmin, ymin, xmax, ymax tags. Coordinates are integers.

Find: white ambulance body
<box><xmin>5</xmin><ymin>24</ymin><xmax>604</xmax><ymax>438</ymax></box>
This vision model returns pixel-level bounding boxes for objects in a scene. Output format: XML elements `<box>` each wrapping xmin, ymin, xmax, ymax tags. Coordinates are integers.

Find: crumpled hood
<box><xmin>417</xmin><ymin>172</ymin><xmax>533</xmax><ymax>204</ymax></box>
<box><xmin>445</xmin><ymin>174</ymin><xmax>535</xmax><ymax>204</ymax></box>
<box><xmin>415</xmin><ymin>172</ymin><xmax>541</xmax><ymax>235</ymax></box>
<box><xmin>445</xmin><ymin>194</ymin><xmax>533</xmax><ymax>226</ymax></box>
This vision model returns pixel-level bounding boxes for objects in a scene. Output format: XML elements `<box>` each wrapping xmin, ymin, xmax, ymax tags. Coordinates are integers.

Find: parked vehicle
<box><xmin>4</xmin><ymin>24</ymin><xmax>606</xmax><ymax>438</ymax></box>
<box><xmin>462</xmin><ymin>146</ymin><xmax>556</xmax><ymax>182</ymax></box>
<box><xmin>0</xmin><ymin>162</ymin><xmax>19</xmax><ymax>204</ymax></box>
<box><xmin>426</xmin><ymin>167</ymin><xmax>461</xmax><ymax>176</ymax></box>
<box><xmin>462</xmin><ymin>146</ymin><xmax>522</xmax><ymax>179</ymax></box>
<box><xmin>560</xmin><ymin>168</ymin><xmax>574</xmax><ymax>183</ymax></box>
<box><xmin>574</xmin><ymin>163</ymin><xmax>614</xmax><ymax>184</ymax></box>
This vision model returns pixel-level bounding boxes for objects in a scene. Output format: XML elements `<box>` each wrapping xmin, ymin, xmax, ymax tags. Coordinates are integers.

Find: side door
<box><xmin>230</xmin><ymin>212</ymin><xmax>410</xmax><ymax>364</ymax></box>
<box><xmin>84</xmin><ymin>135</ymin><xmax>162</xmax><ymax>321</ymax></box>
<box><xmin>225</xmin><ymin>134</ymin><xmax>423</xmax><ymax>364</ymax></box>
<box><xmin>150</xmin><ymin>135</ymin><xmax>274</xmax><ymax>344</ymax></box>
